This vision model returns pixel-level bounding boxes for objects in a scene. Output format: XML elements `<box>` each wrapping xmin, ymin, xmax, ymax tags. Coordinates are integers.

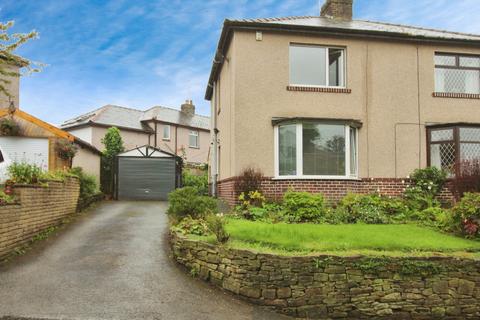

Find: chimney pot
<box><xmin>320</xmin><ymin>0</ymin><xmax>353</xmax><ymax>21</ymax></box>
<box><xmin>181</xmin><ymin>99</ymin><xmax>195</xmax><ymax>116</ymax></box>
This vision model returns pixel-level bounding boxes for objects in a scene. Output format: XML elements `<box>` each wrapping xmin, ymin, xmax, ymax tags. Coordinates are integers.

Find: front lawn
<box><xmin>193</xmin><ymin>219</ymin><xmax>480</xmax><ymax>257</ymax></box>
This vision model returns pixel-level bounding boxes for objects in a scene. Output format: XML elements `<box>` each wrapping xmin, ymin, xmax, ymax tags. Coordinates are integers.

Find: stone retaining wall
<box><xmin>171</xmin><ymin>233</ymin><xmax>480</xmax><ymax>319</ymax></box>
<box><xmin>0</xmin><ymin>178</ymin><xmax>80</xmax><ymax>260</ymax></box>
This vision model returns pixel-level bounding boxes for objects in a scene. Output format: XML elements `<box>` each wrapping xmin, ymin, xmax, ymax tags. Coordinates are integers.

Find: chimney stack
<box><xmin>320</xmin><ymin>0</ymin><xmax>353</xmax><ymax>21</ymax></box>
<box><xmin>181</xmin><ymin>99</ymin><xmax>195</xmax><ymax>116</ymax></box>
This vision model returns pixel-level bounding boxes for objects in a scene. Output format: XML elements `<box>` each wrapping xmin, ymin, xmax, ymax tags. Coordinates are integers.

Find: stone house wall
<box><xmin>171</xmin><ymin>233</ymin><xmax>480</xmax><ymax>319</ymax></box>
<box><xmin>0</xmin><ymin>178</ymin><xmax>80</xmax><ymax>260</ymax></box>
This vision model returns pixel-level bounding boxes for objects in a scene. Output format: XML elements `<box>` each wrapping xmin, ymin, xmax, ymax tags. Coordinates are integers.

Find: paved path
<box><xmin>0</xmin><ymin>202</ymin><xmax>289</xmax><ymax>320</ymax></box>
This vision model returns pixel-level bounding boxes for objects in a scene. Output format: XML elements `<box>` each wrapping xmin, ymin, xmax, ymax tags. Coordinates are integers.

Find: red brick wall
<box><xmin>217</xmin><ymin>177</ymin><xmax>455</xmax><ymax>206</ymax></box>
<box><xmin>0</xmin><ymin>178</ymin><xmax>80</xmax><ymax>260</ymax></box>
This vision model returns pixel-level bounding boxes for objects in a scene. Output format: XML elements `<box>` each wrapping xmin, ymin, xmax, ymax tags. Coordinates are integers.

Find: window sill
<box><xmin>273</xmin><ymin>176</ymin><xmax>360</xmax><ymax>181</ymax></box>
<box><xmin>162</xmin><ymin>138</ymin><xmax>171</xmax><ymax>141</ymax></box>
<box><xmin>432</xmin><ymin>92</ymin><xmax>480</xmax><ymax>99</ymax></box>
<box><xmin>189</xmin><ymin>146</ymin><xmax>200</xmax><ymax>149</ymax></box>
<box><xmin>287</xmin><ymin>85</ymin><xmax>351</xmax><ymax>93</ymax></box>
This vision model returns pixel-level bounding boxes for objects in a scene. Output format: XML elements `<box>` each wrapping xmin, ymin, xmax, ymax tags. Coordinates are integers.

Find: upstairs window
<box><xmin>163</xmin><ymin>125</ymin><xmax>171</xmax><ymax>140</ymax></box>
<box><xmin>189</xmin><ymin>130</ymin><xmax>199</xmax><ymax>148</ymax></box>
<box><xmin>290</xmin><ymin>45</ymin><xmax>345</xmax><ymax>87</ymax></box>
<box><xmin>435</xmin><ymin>53</ymin><xmax>480</xmax><ymax>94</ymax></box>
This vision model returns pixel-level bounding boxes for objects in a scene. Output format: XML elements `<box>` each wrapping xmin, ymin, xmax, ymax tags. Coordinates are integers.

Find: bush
<box><xmin>451</xmin><ymin>193</ymin><xmax>480</xmax><ymax>237</ymax></box>
<box><xmin>7</xmin><ymin>162</ymin><xmax>43</xmax><ymax>184</ymax></box>
<box><xmin>182</xmin><ymin>169</ymin><xmax>208</xmax><ymax>195</ymax></box>
<box><xmin>404</xmin><ymin>186</ymin><xmax>441</xmax><ymax>211</ymax></box>
<box><xmin>0</xmin><ymin>190</ymin><xmax>15</xmax><ymax>205</ymax></box>
<box><xmin>234</xmin><ymin>167</ymin><xmax>264</xmax><ymax>201</ymax></box>
<box><xmin>408</xmin><ymin>207</ymin><xmax>447</xmax><ymax>226</ymax></box>
<box><xmin>173</xmin><ymin>216</ymin><xmax>210</xmax><ymax>236</ymax></box>
<box><xmin>282</xmin><ymin>191</ymin><xmax>326</xmax><ymax>223</ymax></box>
<box><xmin>452</xmin><ymin>159</ymin><xmax>480</xmax><ymax>199</ymax></box>
<box><xmin>338</xmin><ymin>193</ymin><xmax>406</xmax><ymax>224</ymax></box>
<box><xmin>206</xmin><ymin>214</ymin><xmax>230</xmax><ymax>243</ymax></box>
<box><xmin>409</xmin><ymin>167</ymin><xmax>447</xmax><ymax>197</ymax></box>
<box><xmin>167</xmin><ymin>187</ymin><xmax>218</xmax><ymax>220</ymax></box>
<box><xmin>70</xmin><ymin>167</ymin><xmax>100</xmax><ymax>200</ymax></box>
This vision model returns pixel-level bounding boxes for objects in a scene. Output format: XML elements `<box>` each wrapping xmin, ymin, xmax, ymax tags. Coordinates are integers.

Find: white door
<box><xmin>0</xmin><ymin>137</ymin><xmax>49</xmax><ymax>176</ymax></box>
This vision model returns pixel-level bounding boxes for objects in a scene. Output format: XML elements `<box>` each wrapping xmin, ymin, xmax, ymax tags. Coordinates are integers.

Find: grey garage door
<box><xmin>117</xmin><ymin>157</ymin><xmax>176</xmax><ymax>200</ymax></box>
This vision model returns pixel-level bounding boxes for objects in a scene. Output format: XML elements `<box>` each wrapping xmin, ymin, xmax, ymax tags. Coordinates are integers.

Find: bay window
<box><xmin>428</xmin><ymin>125</ymin><xmax>480</xmax><ymax>175</ymax></box>
<box><xmin>275</xmin><ymin>121</ymin><xmax>358</xmax><ymax>178</ymax></box>
<box><xmin>290</xmin><ymin>44</ymin><xmax>345</xmax><ymax>87</ymax></box>
<box><xmin>435</xmin><ymin>53</ymin><xmax>480</xmax><ymax>94</ymax></box>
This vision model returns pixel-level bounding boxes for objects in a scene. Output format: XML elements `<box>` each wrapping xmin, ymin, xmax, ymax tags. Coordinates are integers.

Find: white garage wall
<box><xmin>0</xmin><ymin>137</ymin><xmax>49</xmax><ymax>171</ymax></box>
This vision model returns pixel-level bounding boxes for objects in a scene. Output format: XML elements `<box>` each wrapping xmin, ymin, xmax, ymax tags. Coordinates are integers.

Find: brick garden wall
<box><xmin>0</xmin><ymin>178</ymin><xmax>80</xmax><ymax>260</ymax></box>
<box><xmin>217</xmin><ymin>177</ymin><xmax>455</xmax><ymax>206</ymax></box>
<box><xmin>171</xmin><ymin>233</ymin><xmax>480</xmax><ymax>319</ymax></box>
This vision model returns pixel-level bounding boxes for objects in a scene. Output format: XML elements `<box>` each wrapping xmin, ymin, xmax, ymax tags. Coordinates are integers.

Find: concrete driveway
<box><xmin>0</xmin><ymin>202</ymin><xmax>289</xmax><ymax>320</ymax></box>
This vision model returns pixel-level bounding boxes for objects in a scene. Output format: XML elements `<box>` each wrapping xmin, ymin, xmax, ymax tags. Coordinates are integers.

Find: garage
<box><xmin>0</xmin><ymin>137</ymin><xmax>49</xmax><ymax>171</ymax></box>
<box><xmin>115</xmin><ymin>145</ymin><xmax>181</xmax><ymax>201</ymax></box>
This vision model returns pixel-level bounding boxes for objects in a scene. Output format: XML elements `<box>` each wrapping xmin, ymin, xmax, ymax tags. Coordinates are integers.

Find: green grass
<box><xmin>191</xmin><ymin>219</ymin><xmax>480</xmax><ymax>258</ymax></box>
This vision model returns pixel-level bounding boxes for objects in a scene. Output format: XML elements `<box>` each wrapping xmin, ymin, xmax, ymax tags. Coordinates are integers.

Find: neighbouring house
<box><xmin>0</xmin><ymin>59</ymin><xmax>102</xmax><ymax>182</ymax></box>
<box><xmin>207</xmin><ymin>0</ymin><xmax>480</xmax><ymax>204</ymax></box>
<box><xmin>0</xmin><ymin>107</ymin><xmax>102</xmax><ymax>182</ymax></box>
<box><xmin>60</xmin><ymin>100</ymin><xmax>210</xmax><ymax>165</ymax></box>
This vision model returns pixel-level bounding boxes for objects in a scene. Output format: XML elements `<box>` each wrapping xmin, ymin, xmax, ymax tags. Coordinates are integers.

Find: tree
<box><xmin>100</xmin><ymin>127</ymin><xmax>125</xmax><ymax>196</ymax></box>
<box><xmin>102</xmin><ymin>127</ymin><xmax>125</xmax><ymax>158</ymax></box>
<box><xmin>0</xmin><ymin>21</ymin><xmax>42</xmax><ymax>100</ymax></box>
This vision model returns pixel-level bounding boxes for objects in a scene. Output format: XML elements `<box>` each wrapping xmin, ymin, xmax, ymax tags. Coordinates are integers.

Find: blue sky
<box><xmin>1</xmin><ymin>0</ymin><xmax>479</xmax><ymax>125</ymax></box>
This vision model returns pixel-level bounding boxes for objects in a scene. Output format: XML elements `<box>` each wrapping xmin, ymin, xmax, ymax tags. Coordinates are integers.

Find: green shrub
<box><xmin>409</xmin><ymin>167</ymin><xmax>447</xmax><ymax>196</ymax></box>
<box><xmin>282</xmin><ymin>191</ymin><xmax>326</xmax><ymax>223</ymax></box>
<box><xmin>173</xmin><ymin>216</ymin><xmax>210</xmax><ymax>236</ymax></box>
<box><xmin>0</xmin><ymin>190</ymin><xmax>15</xmax><ymax>205</ymax></box>
<box><xmin>167</xmin><ymin>187</ymin><xmax>218</xmax><ymax>220</ymax></box>
<box><xmin>404</xmin><ymin>186</ymin><xmax>441</xmax><ymax>211</ymax></box>
<box><xmin>70</xmin><ymin>167</ymin><xmax>100</xmax><ymax>200</ymax></box>
<box><xmin>408</xmin><ymin>207</ymin><xmax>447</xmax><ymax>225</ymax></box>
<box><xmin>338</xmin><ymin>193</ymin><xmax>406</xmax><ymax>224</ymax></box>
<box><xmin>182</xmin><ymin>170</ymin><xmax>208</xmax><ymax>195</ymax></box>
<box><xmin>7</xmin><ymin>162</ymin><xmax>44</xmax><ymax>184</ymax></box>
<box><xmin>206</xmin><ymin>214</ymin><xmax>230</xmax><ymax>243</ymax></box>
<box><xmin>451</xmin><ymin>193</ymin><xmax>480</xmax><ymax>237</ymax></box>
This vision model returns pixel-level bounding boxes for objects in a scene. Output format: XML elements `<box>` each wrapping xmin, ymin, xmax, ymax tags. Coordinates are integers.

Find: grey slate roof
<box><xmin>61</xmin><ymin>104</ymin><xmax>210</xmax><ymax>131</ymax></box>
<box><xmin>142</xmin><ymin>106</ymin><xmax>210</xmax><ymax>130</ymax></box>
<box><xmin>231</xmin><ymin>16</ymin><xmax>480</xmax><ymax>41</ymax></box>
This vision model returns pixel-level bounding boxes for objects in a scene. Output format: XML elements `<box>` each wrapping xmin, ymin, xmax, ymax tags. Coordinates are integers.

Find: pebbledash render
<box><xmin>206</xmin><ymin>0</ymin><xmax>480</xmax><ymax>205</ymax></box>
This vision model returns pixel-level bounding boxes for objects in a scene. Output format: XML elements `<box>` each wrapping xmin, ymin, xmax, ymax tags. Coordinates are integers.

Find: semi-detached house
<box><xmin>206</xmin><ymin>0</ymin><xmax>480</xmax><ymax>204</ymax></box>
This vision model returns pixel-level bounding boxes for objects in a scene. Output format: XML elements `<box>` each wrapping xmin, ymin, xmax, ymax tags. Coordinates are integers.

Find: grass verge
<box><xmin>188</xmin><ymin>219</ymin><xmax>480</xmax><ymax>258</ymax></box>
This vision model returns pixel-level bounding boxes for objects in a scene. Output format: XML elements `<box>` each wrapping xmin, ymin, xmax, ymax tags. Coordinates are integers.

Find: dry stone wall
<box><xmin>171</xmin><ymin>232</ymin><xmax>480</xmax><ymax>319</ymax></box>
<box><xmin>0</xmin><ymin>178</ymin><xmax>80</xmax><ymax>260</ymax></box>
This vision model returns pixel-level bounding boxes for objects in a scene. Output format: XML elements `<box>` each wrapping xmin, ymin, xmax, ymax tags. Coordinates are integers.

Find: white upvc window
<box><xmin>274</xmin><ymin>121</ymin><xmax>358</xmax><ymax>179</ymax></box>
<box><xmin>290</xmin><ymin>44</ymin><xmax>346</xmax><ymax>88</ymax></box>
<box><xmin>163</xmin><ymin>125</ymin><xmax>171</xmax><ymax>140</ymax></box>
<box><xmin>189</xmin><ymin>130</ymin><xmax>199</xmax><ymax>148</ymax></box>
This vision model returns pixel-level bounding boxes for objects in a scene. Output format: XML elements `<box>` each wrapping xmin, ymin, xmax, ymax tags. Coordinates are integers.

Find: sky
<box><xmin>0</xmin><ymin>0</ymin><xmax>479</xmax><ymax>125</ymax></box>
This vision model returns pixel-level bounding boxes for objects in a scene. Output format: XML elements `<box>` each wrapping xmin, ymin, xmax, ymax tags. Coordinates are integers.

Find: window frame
<box><xmin>162</xmin><ymin>125</ymin><xmax>171</xmax><ymax>141</ymax></box>
<box><xmin>189</xmin><ymin>130</ymin><xmax>199</xmax><ymax>148</ymax></box>
<box><xmin>427</xmin><ymin>124</ymin><xmax>480</xmax><ymax>176</ymax></box>
<box><xmin>289</xmin><ymin>43</ymin><xmax>347</xmax><ymax>89</ymax></box>
<box><xmin>274</xmin><ymin>121</ymin><xmax>358</xmax><ymax>180</ymax></box>
<box><xmin>434</xmin><ymin>52</ymin><xmax>480</xmax><ymax>94</ymax></box>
